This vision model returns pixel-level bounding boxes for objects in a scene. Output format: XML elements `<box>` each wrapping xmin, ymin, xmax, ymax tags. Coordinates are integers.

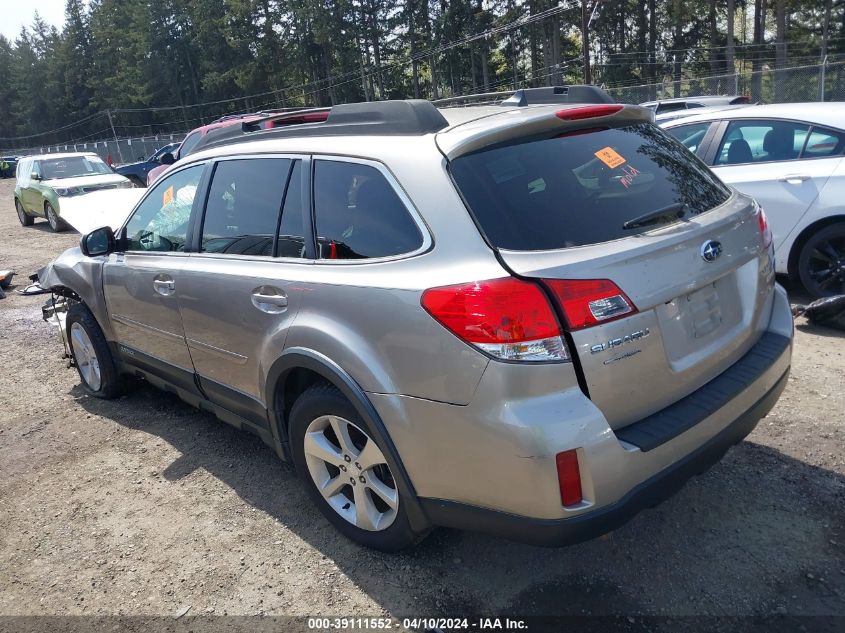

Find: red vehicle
<box><xmin>146</xmin><ymin>113</ymin><xmax>279</xmax><ymax>186</ymax></box>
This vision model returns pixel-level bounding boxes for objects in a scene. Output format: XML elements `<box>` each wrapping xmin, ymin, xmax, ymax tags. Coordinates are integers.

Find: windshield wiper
<box><xmin>622</xmin><ymin>203</ymin><xmax>687</xmax><ymax>231</ymax></box>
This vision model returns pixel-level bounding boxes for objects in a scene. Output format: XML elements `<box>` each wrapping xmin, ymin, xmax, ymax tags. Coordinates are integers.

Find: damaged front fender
<box><xmin>40</xmin><ymin>246</ymin><xmax>112</xmax><ymax>340</ymax></box>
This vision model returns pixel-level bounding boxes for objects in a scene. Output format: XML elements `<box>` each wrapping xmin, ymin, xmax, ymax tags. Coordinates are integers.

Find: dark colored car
<box><xmin>114</xmin><ymin>143</ymin><xmax>180</xmax><ymax>187</ymax></box>
<box><xmin>1</xmin><ymin>156</ymin><xmax>18</xmax><ymax>178</ymax></box>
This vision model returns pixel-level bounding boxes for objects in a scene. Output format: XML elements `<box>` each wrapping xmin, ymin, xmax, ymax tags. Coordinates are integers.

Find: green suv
<box><xmin>14</xmin><ymin>152</ymin><xmax>132</xmax><ymax>232</ymax></box>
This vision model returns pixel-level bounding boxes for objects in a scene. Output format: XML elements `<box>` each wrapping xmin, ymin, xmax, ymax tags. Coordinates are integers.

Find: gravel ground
<box><xmin>0</xmin><ymin>177</ymin><xmax>843</xmax><ymax>631</ymax></box>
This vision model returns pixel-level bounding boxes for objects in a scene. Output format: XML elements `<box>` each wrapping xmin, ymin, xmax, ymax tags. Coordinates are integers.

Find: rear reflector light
<box><xmin>555</xmin><ymin>449</ymin><xmax>583</xmax><ymax>506</ymax></box>
<box><xmin>756</xmin><ymin>206</ymin><xmax>773</xmax><ymax>249</ymax></box>
<box><xmin>555</xmin><ymin>104</ymin><xmax>624</xmax><ymax>121</ymax></box>
<box><xmin>543</xmin><ymin>279</ymin><xmax>637</xmax><ymax>330</ymax></box>
<box><xmin>421</xmin><ymin>277</ymin><xmax>571</xmax><ymax>362</ymax></box>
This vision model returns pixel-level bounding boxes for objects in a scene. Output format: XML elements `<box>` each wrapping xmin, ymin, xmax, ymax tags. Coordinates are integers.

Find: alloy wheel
<box><xmin>46</xmin><ymin>204</ymin><xmax>59</xmax><ymax>231</ymax></box>
<box><xmin>302</xmin><ymin>415</ymin><xmax>398</xmax><ymax>531</ymax></box>
<box><xmin>15</xmin><ymin>200</ymin><xmax>26</xmax><ymax>224</ymax></box>
<box><xmin>70</xmin><ymin>322</ymin><xmax>102</xmax><ymax>391</ymax></box>
<box><xmin>804</xmin><ymin>235</ymin><xmax>845</xmax><ymax>297</ymax></box>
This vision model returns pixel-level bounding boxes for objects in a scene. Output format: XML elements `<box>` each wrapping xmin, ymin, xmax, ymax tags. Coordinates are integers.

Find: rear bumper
<box><xmin>419</xmin><ymin>366</ymin><xmax>788</xmax><ymax>546</ymax></box>
<box><xmin>369</xmin><ymin>284</ymin><xmax>793</xmax><ymax>543</ymax></box>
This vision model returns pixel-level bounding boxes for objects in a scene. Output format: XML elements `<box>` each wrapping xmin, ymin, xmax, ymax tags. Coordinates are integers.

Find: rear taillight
<box><xmin>555</xmin><ymin>449</ymin><xmax>583</xmax><ymax>506</ymax></box>
<box><xmin>555</xmin><ymin>104</ymin><xmax>623</xmax><ymax>121</ymax></box>
<box><xmin>421</xmin><ymin>277</ymin><xmax>570</xmax><ymax>362</ymax></box>
<box><xmin>543</xmin><ymin>279</ymin><xmax>637</xmax><ymax>331</ymax></box>
<box><xmin>756</xmin><ymin>206</ymin><xmax>773</xmax><ymax>249</ymax></box>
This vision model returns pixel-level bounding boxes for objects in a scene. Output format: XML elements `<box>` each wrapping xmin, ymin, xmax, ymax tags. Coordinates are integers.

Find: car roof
<box><xmin>184</xmin><ymin>101</ymin><xmax>652</xmax><ymax>165</ymax></box>
<box><xmin>660</xmin><ymin>102</ymin><xmax>845</xmax><ymax>130</ymax></box>
<box><xmin>188</xmin><ymin>114</ymin><xmax>271</xmax><ymax>136</ymax></box>
<box><xmin>22</xmin><ymin>152</ymin><xmax>101</xmax><ymax>160</ymax></box>
<box><xmin>654</xmin><ymin>103</ymin><xmax>752</xmax><ymax>123</ymax></box>
<box><xmin>641</xmin><ymin>95</ymin><xmax>741</xmax><ymax>106</ymax></box>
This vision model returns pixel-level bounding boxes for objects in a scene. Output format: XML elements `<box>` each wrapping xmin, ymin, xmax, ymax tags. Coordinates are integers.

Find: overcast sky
<box><xmin>1</xmin><ymin>0</ymin><xmax>67</xmax><ymax>42</ymax></box>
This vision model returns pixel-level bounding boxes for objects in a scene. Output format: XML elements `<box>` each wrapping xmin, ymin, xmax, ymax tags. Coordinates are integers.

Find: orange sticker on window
<box><xmin>162</xmin><ymin>186</ymin><xmax>174</xmax><ymax>206</ymax></box>
<box><xmin>594</xmin><ymin>146</ymin><xmax>626</xmax><ymax>168</ymax></box>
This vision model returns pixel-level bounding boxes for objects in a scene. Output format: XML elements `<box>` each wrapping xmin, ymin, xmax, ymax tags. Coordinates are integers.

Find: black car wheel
<box><xmin>45</xmin><ymin>202</ymin><xmax>67</xmax><ymax>232</ymax></box>
<box><xmin>797</xmin><ymin>221</ymin><xmax>845</xmax><ymax>298</ymax></box>
<box><xmin>66</xmin><ymin>303</ymin><xmax>123</xmax><ymax>399</ymax></box>
<box><xmin>15</xmin><ymin>199</ymin><xmax>33</xmax><ymax>227</ymax></box>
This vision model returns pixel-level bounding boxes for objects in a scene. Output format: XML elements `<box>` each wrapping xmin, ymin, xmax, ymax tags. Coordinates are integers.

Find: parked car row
<box><xmin>39</xmin><ymin>87</ymin><xmax>795</xmax><ymax>550</ymax></box>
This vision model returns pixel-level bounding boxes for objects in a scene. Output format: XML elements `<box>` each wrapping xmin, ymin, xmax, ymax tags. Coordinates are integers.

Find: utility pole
<box><xmin>580</xmin><ymin>1</ymin><xmax>591</xmax><ymax>84</ymax></box>
<box><xmin>106</xmin><ymin>110</ymin><xmax>124</xmax><ymax>164</ymax></box>
<box><xmin>819</xmin><ymin>0</ymin><xmax>832</xmax><ymax>101</ymax></box>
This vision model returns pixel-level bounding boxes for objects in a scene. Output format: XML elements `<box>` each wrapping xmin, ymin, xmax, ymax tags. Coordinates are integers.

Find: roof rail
<box><xmin>500</xmin><ymin>85</ymin><xmax>615</xmax><ymax>106</ymax></box>
<box><xmin>188</xmin><ymin>100</ymin><xmax>450</xmax><ymax>156</ymax></box>
<box><xmin>432</xmin><ymin>90</ymin><xmax>517</xmax><ymax>108</ymax></box>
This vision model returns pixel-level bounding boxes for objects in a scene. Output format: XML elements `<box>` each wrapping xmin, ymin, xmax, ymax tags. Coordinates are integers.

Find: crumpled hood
<box><xmin>44</xmin><ymin>174</ymin><xmax>129</xmax><ymax>189</ymax></box>
<box><xmin>58</xmin><ymin>188</ymin><xmax>145</xmax><ymax>234</ymax></box>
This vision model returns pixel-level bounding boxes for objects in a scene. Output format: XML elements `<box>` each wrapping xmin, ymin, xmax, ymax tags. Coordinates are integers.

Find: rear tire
<box><xmin>45</xmin><ymin>202</ymin><xmax>67</xmax><ymax>232</ymax></box>
<box><xmin>15</xmin><ymin>199</ymin><xmax>33</xmax><ymax>227</ymax></box>
<box><xmin>66</xmin><ymin>303</ymin><xmax>123</xmax><ymax>399</ymax></box>
<box><xmin>797</xmin><ymin>221</ymin><xmax>845</xmax><ymax>298</ymax></box>
<box><xmin>289</xmin><ymin>383</ymin><xmax>425</xmax><ymax>551</ymax></box>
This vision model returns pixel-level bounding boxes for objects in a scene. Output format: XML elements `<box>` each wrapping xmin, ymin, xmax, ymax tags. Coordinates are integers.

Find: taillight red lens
<box><xmin>555</xmin><ymin>104</ymin><xmax>623</xmax><ymax>121</ymax></box>
<box><xmin>555</xmin><ymin>449</ymin><xmax>583</xmax><ymax>506</ymax></box>
<box><xmin>421</xmin><ymin>277</ymin><xmax>570</xmax><ymax>362</ymax></box>
<box><xmin>544</xmin><ymin>279</ymin><xmax>637</xmax><ymax>330</ymax></box>
<box><xmin>757</xmin><ymin>207</ymin><xmax>773</xmax><ymax>249</ymax></box>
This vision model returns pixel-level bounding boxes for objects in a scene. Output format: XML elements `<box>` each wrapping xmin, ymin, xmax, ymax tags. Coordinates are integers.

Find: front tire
<box><xmin>797</xmin><ymin>221</ymin><xmax>845</xmax><ymax>298</ymax></box>
<box><xmin>15</xmin><ymin>199</ymin><xmax>33</xmax><ymax>226</ymax></box>
<box><xmin>289</xmin><ymin>384</ymin><xmax>424</xmax><ymax>551</ymax></box>
<box><xmin>45</xmin><ymin>202</ymin><xmax>67</xmax><ymax>232</ymax></box>
<box><xmin>66</xmin><ymin>303</ymin><xmax>123</xmax><ymax>399</ymax></box>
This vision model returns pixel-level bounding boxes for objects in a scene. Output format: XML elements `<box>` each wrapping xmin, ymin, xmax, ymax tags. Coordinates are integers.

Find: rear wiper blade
<box><xmin>622</xmin><ymin>203</ymin><xmax>687</xmax><ymax>230</ymax></box>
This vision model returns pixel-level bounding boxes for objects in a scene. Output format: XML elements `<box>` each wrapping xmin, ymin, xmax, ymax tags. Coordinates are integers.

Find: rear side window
<box><xmin>450</xmin><ymin>123</ymin><xmax>730</xmax><ymax>251</ymax></box>
<box><xmin>667</xmin><ymin>122</ymin><xmax>712</xmax><ymax>154</ymax></box>
<box><xmin>313</xmin><ymin>160</ymin><xmax>423</xmax><ymax>259</ymax></box>
<box><xmin>201</xmin><ymin>158</ymin><xmax>291</xmax><ymax>256</ymax></box>
<box><xmin>802</xmin><ymin>127</ymin><xmax>845</xmax><ymax>158</ymax></box>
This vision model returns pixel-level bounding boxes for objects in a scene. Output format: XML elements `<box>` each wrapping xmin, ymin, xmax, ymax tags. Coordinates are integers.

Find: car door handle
<box><xmin>153</xmin><ymin>277</ymin><xmax>176</xmax><ymax>296</ymax></box>
<box><xmin>778</xmin><ymin>173</ymin><xmax>810</xmax><ymax>184</ymax></box>
<box><xmin>251</xmin><ymin>287</ymin><xmax>288</xmax><ymax>313</ymax></box>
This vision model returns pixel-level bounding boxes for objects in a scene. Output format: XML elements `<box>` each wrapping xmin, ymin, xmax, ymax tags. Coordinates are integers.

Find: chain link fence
<box><xmin>4</xmin><ymin>59</ymin><xmax>844</xmax><ymax>158</ymax></box>
<box><xmin>604</xmin><ymin>59</ymin><xmax>845</xmax><ymax>105</ymax></box>
<box><xmin>4</xmin><ymin>133</ymin><xmax>187</xmax><ymax>164</ymax></box>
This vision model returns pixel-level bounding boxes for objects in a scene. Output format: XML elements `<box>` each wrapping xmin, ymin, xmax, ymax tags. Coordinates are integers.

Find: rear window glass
<box><xmin>450</xmin><ymin>123</ymin><xmax>731</xmax><ymax>251</ymax></box>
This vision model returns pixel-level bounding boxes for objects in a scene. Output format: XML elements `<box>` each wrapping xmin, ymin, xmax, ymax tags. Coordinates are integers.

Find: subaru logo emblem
<box><xmin>700</xmin><ymin>240</ymin><xmax>722</xmax><ymax>262</ymax></box>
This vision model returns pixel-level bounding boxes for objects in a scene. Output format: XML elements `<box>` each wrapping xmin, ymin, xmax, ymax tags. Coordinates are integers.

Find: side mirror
<box><xmin>159</xmin><ymin>152</ymin><xmax>175</xmax><ymax>166</ymax></box>
<box><xmin>80</xmin><ymin>226</ymin><xmax>116</xmax><ymax>257</ymax></box>
<box><xmin>31</xmin><ymin>173</ymin><xmax>41</xmax><ymax>181</ymax></box>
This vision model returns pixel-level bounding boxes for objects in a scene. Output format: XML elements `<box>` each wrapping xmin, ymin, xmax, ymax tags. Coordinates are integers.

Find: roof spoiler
<box><xmin>188</xmin><ymin>100</ymin><xmax>450</xmax><ymax>156</ymax></box>
<box><xmin>500</xmin><ymin>85</ymin><xmax>615</xmax><ymax>107</ymax></box>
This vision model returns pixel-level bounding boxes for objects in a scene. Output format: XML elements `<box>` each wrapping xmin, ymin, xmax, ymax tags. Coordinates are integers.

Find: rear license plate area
<box><xmin>682</xmin><ymin>283</ymin><xmax>722</xmax><ymax>339</ymax></box>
